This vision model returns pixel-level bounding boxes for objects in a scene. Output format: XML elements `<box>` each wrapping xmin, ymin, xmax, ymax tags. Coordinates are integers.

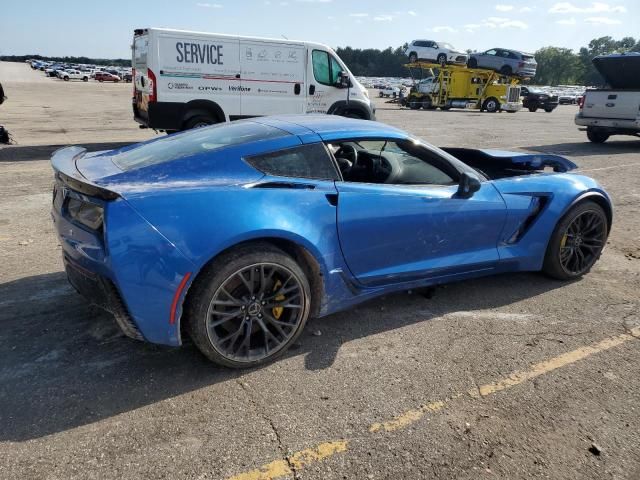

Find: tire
<box><xmin>409</xmin><ymin>52</ymin><xmax>418</xmax><ymax>63</ymax></box>
<box><xmin>483</xmin><ymin>97</ymin><xmax>500</xmax><ymax>113</ymax></box>
<box><xmin>543</xmin><ymin>201</ymin><xmax>608</xmax><ymax>280</ymax></box>
<box><xmin>500</xmin><ymin>65</ymin><xmax>512</xmax><ymax>76</ymax></box>
<box><xmin>437</xmin><ymin>54</ymin><xmax>447</xmax><ymax>67</ymax></box>
<box><xmin>528</xmin><ymin>106</ymin><xmax>538</xmax><ymax>112</ymax></box>
<box><xmin>467</xmin><ymin>58</ymin><xmax>478</xmax><ymax>68</ymax></box>
<box><xmin>183</xmin><ymin>114</ymin><xmax>216</xmax><ymax>130</ymax></box>
<box><xmin>186</xmin><ymin>243</ymin><xmax>311</xmax><ymax>368</ymax></box>
<box><xmin>586</xmin><ymin>128</ymin><xmax>609</xmax><ymax>144</ymax></box>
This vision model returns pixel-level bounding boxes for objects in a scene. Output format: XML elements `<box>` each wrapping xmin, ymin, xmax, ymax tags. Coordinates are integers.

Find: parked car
<box><xmin>468</xmin><ymin>48</ymin><xmax>537</xmax><ymax>77</ymax></box>
<box><xmin>51</xmin><ymin>115</ymin><xmax>612</xmax><ymax>367</ymax></box>
<box><xmin>60</xmin><ymin>69</ymin><xmax>90</xmax><ymax>82</ymax></box>
<box><xmin>404</xmin><ymin>40</ymin><xmax>468</xmax><ymax>66</ymax></box>
<box><xmin>95</xmin><ymin>72</ymin><xmax>121</xmax><ymax>82</ymax></box>
<box><xmin>379</xmin><ymin>85</ymin><xmax>400</xmax><ymax>98</ymax></box>
<box><xmin>575</xmin><ymin>52</ymin><xmax>640</xmax><ymax>143</ymax></box>
<box><xmin>521</xmin><ymin>86</ymin><xmax>558</xmax><ymax>112</ymax></box>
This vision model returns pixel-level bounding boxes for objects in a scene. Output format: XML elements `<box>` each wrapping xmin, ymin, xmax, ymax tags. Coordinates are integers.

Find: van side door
<box><xmin>239</xmin><ymin>40</ymin><xmax>306</xmax><ymax>116</ymax></box>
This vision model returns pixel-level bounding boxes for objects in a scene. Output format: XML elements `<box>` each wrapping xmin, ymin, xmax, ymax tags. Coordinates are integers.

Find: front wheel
<box><xmin>543</xmin><ymin>201</ymin><xmax>608</xmax><ymax>280</ymax></box>
<box><xmin>186</xmin><ymin>244</ymin><xmax>311</xmax><ymax>368</ymax></box>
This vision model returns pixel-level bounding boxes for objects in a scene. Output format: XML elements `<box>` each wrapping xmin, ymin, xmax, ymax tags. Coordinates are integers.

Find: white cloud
<box><xmin>348</xmin><ymin>13</ymin><xmax>369</xmax><ymax>17</ymax></box>
<box><xmin>495</xmin><ymin>4</ymin><xmax>514</xmax><ymax>11</ymax></box>
<box><xmin>556</xmin><ymin>17</ymin><xmax>577</xmax><ymax>24</ymax></box>
<box><xmin>465</xmin><ymin>16</ymin><xmax>528</xmax><ymax>31</ymax></box>
<box><xmin>196</xmin><ymin>2</ymin><xmax>222</xmax><ymax>7</ymax></box>
<box><xmin>549</xmin><ymin>2</ymin><xmax>626</xmax><ymax>14</ymax></box>
<box><xmin>584</xmin><ymin>16</ymin><xmax>623</xmax><ymax>24</ymax></box>
<box><xmin>373</xmin><ymin>15</ymin><xmax>394</xmax><ymax>21</ymax></box>
<box><xmin>430</xmin><ymin>26</ymin><xmax>458</xmax><ymax>33</ymax></box>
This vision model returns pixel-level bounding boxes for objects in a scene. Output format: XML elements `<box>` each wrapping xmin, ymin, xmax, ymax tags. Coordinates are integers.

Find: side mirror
<box><xmin>336</xmin><ymin>71</ymin><xmax>351</xmax><ymax>89</ymax></box>
<box><xmin>456</xmin><ymin>171</ymin><xmax>482</xmax><ymax>198</ymax></box>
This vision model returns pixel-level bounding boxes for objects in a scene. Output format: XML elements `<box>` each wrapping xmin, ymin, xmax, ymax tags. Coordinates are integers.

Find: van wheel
<box><xmin>184</xmin><ymin>114</ymin><xmax>216</xmax><ymax>130</ymax></box>
<box><xmin>586</xmin><ymin>128</ymin><xmax>609</xmax><ymax>144</ymax></box>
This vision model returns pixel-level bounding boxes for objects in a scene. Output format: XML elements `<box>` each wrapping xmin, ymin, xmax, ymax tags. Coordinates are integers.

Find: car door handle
<box><xmin>309</xmin><ymin>85</ymin><xmax>315</xmax><ymax>95</ymax></box>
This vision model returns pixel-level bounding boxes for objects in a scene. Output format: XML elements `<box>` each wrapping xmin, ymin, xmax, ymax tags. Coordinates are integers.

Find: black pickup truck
<box><xmin>520</xmin><ymin>86</ymin><xmax>559</xmax><ymax>112</ymax></box>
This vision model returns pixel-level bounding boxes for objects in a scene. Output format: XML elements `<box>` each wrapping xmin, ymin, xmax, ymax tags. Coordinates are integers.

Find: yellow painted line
<box><xmin>470</xmin><ymin>325</ymin><xmax>640</xmax><ymax>398</ymax></box>
<box><xmin>226</xmin><ymin>441</ymin><xmax>348</xmax><ymax>480</ymax></box>
<box><xmin>227</xmin><ymin>326</ymin><xmax>640</xmax><ymax>479</ymax></box>
<box><xmin>369</xmin><ymin>400</ymin><xmax>445</xmax><ymax>433</ymax></box>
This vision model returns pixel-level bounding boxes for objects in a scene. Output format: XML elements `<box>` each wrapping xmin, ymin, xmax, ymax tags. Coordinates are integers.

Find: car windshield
<box><xmin>111</xmin><ymin>122</ymin><xmax>287</xmax><ymax>171</ymax></box>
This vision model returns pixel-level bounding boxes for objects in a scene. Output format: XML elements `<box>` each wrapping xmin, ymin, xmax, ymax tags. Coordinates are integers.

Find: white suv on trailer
<box><xmin>405</xmin><ymin>40</ymin><xmax>468</xmax><ymax>66</ymax></box>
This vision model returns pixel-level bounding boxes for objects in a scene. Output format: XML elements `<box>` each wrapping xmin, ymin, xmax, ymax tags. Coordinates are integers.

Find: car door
<box><xmin>333</xmin><ymin>139</ymin><xmax>507</xmax><ymax>286</ymax></box>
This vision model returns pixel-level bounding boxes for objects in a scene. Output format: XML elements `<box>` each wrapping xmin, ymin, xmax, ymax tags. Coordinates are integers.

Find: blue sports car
<box><xmin>51</xmin><ymin>116</ymin><xmax>612</xmax><ymax>367</ymax></box>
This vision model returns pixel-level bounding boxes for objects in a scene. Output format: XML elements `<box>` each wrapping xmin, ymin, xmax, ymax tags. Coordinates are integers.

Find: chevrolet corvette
<box><xmin>51</xmin><ymin>116</ymin><xmax>612</xmax><ymax>367</ymax></box>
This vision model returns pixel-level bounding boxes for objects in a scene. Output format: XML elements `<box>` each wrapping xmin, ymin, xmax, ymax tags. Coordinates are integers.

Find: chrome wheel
<box><xmin>205</xmin><ymin>263</ymin><xmax>306</xmax><ymax>363</ymax></box>
<box><xmin>559</xmin><ymin>210</ymin><xmax>606</xmax><ymax>275</ymax></box>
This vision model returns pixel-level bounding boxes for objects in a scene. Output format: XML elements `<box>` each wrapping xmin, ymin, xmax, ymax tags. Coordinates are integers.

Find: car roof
<box><xmin>252</xmin><ymin>115</ymin><xmax>409</xmax><ymax>142</ymax></box>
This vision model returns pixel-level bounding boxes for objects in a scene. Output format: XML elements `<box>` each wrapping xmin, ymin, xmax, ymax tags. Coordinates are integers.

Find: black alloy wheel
<box><xmin>543</xmin><ymin>201</ymin><xmax>608</xmax><ymax>280</ymax></box>
<box><xmin>187</xmin><ymin>244</ymin><xmax>311</xmax><ymax>367</ymax></box>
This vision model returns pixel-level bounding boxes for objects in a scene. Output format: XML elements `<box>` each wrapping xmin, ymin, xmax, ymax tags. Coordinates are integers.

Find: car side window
<box><xmin>330</xmin><ymin>139</ymin><xmax>458</xmax><ymax>186</ymax></box>
<box><xmin>312</xmin><ymin>50</ymin><xmax>331</xmax><ymax>86</ymax></box>
<box><xmin>245</xmin><ymin>143</ymin><xmax>339</xmax><ymax>180</ymax></box>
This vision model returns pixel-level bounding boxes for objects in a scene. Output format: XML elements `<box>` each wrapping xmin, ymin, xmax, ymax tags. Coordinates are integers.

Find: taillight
<box><xmin>578</xmin><ymin>95</ymin><xmax>585</xmax><ymax>109</ymax></box>
<box><xmin>148</xmin><ymin>68</ymin><xmax>157</xmax><ymax>103</ymax></box>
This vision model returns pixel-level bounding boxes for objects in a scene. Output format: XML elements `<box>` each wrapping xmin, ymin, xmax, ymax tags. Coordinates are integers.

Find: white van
<box><xmin>132</xmin><ymin>28</ymin><xmax>375</xmax><ymax>131</ymax></box>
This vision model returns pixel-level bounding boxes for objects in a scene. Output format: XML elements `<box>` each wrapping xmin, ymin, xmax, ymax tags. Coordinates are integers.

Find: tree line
<box><xmin>336</xmin><ymin>36</ymin><xmax>639</xmax><ymax>86</ymax></box>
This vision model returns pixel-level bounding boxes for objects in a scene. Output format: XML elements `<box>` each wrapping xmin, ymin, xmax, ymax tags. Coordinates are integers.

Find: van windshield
<box><xmin>111</xmin><ymin>121</ymin><xmax>287</xmax><ymax>171</ymax></box>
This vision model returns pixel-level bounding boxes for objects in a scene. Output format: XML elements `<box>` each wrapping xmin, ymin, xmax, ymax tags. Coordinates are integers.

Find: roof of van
<box><xmin>141</xmin><ymin>27</ymin><xmax>331</xmax><ymax>50</ymax></box>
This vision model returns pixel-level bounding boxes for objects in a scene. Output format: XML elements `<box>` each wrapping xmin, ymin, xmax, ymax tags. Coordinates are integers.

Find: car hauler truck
<box><xmin>403</xmin><ymin>62</ymin><xmax>522</xmax><ymax>113</ymax></box>
<box><xmin>132</xmin><ymin>28</ymin><xmax>374</xmax><ymax>131</ymax></box>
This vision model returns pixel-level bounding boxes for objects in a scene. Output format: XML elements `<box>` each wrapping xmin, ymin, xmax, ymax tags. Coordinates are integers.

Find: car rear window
<box><xmin>112</xmin><ymin>122</ymin><xmax>287</xmax><ymax>171</ymax></box>
<box><xmin>245</xmin><ymin>143</ymin><xmax>339</xmax><ymax>180</ymax></box>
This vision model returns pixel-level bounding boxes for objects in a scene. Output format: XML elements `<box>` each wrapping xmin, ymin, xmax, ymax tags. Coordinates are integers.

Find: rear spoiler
<box><xmin>51</xmin><ymin>146</ymin><xmax>119</xmax><ymax>200</ymax></box>
<box><xmin>442</xmin><ymin>148</ymin><xmax>577</xmax><ymax>173</ymax></box>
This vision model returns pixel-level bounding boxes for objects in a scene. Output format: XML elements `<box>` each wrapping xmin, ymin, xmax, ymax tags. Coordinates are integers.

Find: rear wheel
<box><xmin>587</xmin><ymin>128</ymin><xmax>609</xmax><ymax>144</ymax></box>
<box><xmin>543</xmin><ymin>201</ymin><xmax>608</xmax><ymax>280</ymax></box>
<box><xmin>184</xmin><ymin>114</ymin><xmax>217</xmax><ymax>130</ymax></box>
<box><xmin>186</xmin><ymin>244</ymin><xmax>311</xmax><ymax>368</ymax></box>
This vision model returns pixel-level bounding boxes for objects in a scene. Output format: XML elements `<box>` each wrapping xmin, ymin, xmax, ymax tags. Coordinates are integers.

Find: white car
<box><xmin>379</xmin><ymin>85</ymin><xmax>401</xmax><ymax>98</ymax></box>
<box><xmin>405</xmin><ymin>40</ymin><xmax>468</xmax><ymax>66</ymax></box>
<box><xmin>60</xmin><ymin>69</ymin><xmax>90</xmax><ymax>82</ymax></box>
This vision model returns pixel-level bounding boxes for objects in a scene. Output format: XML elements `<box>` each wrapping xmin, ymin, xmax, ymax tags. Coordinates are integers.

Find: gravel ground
<box><xmin>1</xmin><ymin>61</ymin><xmax>639</xmax><ymax>480</ymax></box>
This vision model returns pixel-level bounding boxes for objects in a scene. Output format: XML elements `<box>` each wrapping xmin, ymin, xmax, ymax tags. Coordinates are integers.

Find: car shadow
<box><xmin>0</xmin><ymin>142</ymin><xmax>136</xmax><ymax>162</ymax></box>
<box><xmin>521</xmin><ymin>139</ymin><xmax>640</xmax><ymax>157</ymax></box>
<box><xmin>0</xmin><ymin>270</ymin><xmax>566</xmax><ymax>441</ymax></box>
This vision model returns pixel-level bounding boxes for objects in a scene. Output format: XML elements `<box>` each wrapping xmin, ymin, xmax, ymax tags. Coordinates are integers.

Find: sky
<box><xmin>0</xmin><ymin>1</ymin><xmax>637</xmax><ymax>58</ymax></box>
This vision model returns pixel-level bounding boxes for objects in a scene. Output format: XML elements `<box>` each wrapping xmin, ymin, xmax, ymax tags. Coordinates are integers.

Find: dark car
<box><xmin>468</xmin><ymin>49</ymin><xmax>537</xmax><ymax>77</ymax></box>
<box><xmin>521</xmin><ymin>86</ymin><xmax>558</xmax><ymax>112</ymax></box>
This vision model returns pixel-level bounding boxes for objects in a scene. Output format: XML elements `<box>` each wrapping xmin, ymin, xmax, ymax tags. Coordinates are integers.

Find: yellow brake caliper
<box><xmin>272</xmin><ymin>280</ymin><xmax>285</xmax><ymax>319</ymax></box>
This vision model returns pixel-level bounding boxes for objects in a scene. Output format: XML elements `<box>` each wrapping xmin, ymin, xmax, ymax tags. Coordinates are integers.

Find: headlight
<box><xmin>66</xmin><ymin>198</ymin><xmax>104</xmax><ymax>230</ymax></box>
